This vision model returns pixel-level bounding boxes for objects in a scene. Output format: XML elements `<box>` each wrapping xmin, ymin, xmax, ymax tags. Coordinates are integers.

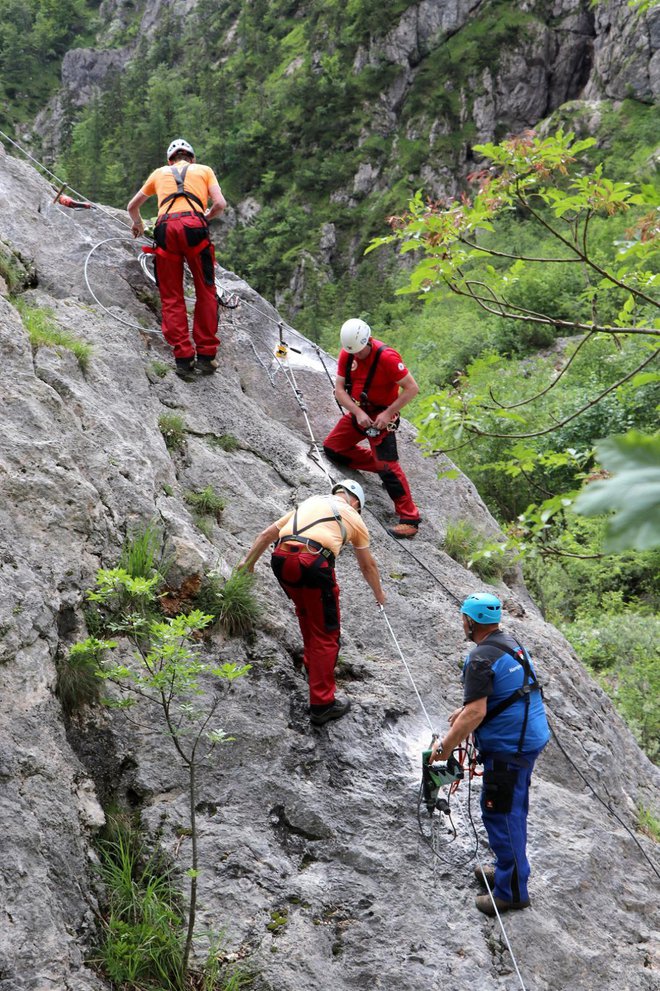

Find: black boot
<box><xmin>309</xmin><ymin>698</ymin><xmax>351</xmax><ymax>726</ymax></box>
<box><xmin>175</xmin><ymin>357</ymin><xmax>196</xmax><ymax>381</ymax></box>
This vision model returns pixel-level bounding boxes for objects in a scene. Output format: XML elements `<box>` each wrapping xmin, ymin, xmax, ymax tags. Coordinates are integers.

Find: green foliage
<box><xmin>637</xmin><ymin>804</ymin><xmax>660</xmax><ymax>841</ymax></box>
<box><xmin>56</xmin><ymin>636</ymin><xmax>115</xmax><ymax>718</ymax></box>
<box><xmin>120</xmin><ymin>521</ymin><xmax>164</xmax><ymax>579</ymax></box>
<box><xmin>266</xmin><ymin>909</ymin><xmax>289</xmax><ymax>934</ymax></box>
<box><xmin>16</xmin><ymin>298</ymin><xmax>92</xmax><ymax>371</ymax></box>
<box><xmin>195</xmin><ymin>570</ymin><xmax>262</xmax><ymax>639</ymax></box>
<box><xmin>87</xmin><ymin>567</ymin><xmax>162</xmax><ymax>629</ymax></box>
<box><xmin>442</xmin><ymin>519</ymin><xmax>508</xmax><ymax>582</ymax></box>
<box><xmin>209</xmin><ymin>434</ymin><xmax>240</xmax><ymax>453</ymax></box>
<box><xmin>150</xmin><ymin>360</ymin><xmax>170</xmax><ymax>378</ymax></box>
<box><xmin>96</xmin><ymin>822</ymin><xmax>184</xmax><ymax>990</ymax></box>
<box><xmin>0</xmin><ymin>0</ymin><xmax>96</xmax><ymax>126</ymax></box>
<box><xmin>185</xmin><ymin>486</ymin><xmax>226</xmax><ymax>521</ymax></box>
<box><xmin>81</xmin><ymin>559</ymin><xmax>251</xmax><ymax>976</ymax></box>
<box><xmin>574</xmin><ymin>432</ymin><xmax>660</xmax><ymax>551</ymax></box>
<box><xmin>159</xmin><ymin>413</ymin><xmax>187</xmax><ymax>452</ymax></box>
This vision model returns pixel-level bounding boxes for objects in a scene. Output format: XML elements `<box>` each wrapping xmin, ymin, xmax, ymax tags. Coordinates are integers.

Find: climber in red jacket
<box><xmin>323</xmin><ymin>318</ymin><xmax>421</xmax><ymax>538</ymax></box>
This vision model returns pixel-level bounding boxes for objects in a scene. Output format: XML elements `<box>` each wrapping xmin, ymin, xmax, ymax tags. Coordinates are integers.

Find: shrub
<box><xmin>442</xmin><ymin>519</ymin><xmax>507</xmax><ymax>582</ymax></box>
<box><xmin>184</xmin><ymin>486</ymin><xmax>226</xmax><ymax>521</ymax></box>
<box><xmin>159</xmin><ymin>413</ymin><xmax>187</xmax><ymax>451</ymax></box>
<box><xmin>16</xmin><ymin>299</ymin><xmax>92</xmax><ymax>371</ymax></box>
<box><xmin>196</xmin><ymin>570</ymin><xmax>261</xmax><ymax>638</ymax></box>
<box><xmin>56</xmin><ymin>637</ymin><xmax>115</xmax><ymax>718</ymax></box>
<box><xmin>563</xmin><ymin>610</ymin><xmax>660</xmax><ymax>763</ymax></box>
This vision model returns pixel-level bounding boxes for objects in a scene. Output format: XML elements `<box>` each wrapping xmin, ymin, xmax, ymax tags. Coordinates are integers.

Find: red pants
<box><xmin>323</xmin><ymin>415</ymin><xmax>420</xmax><ymax>522</ymax></box>
<box><xmin>271</xmin><ymin>547</ymin><xmax>340</xmax><ymax>706</ymax></box>
<box><xmin>153</xmin><ymin>214</ymin><xmax>219</xmax><ymax>359</ymax></box>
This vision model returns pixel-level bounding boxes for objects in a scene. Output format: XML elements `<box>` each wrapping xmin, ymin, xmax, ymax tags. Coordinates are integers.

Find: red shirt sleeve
<box><xmin>337</xmin><ymin>349</ymin><xmax>350</xmax><ymax>378</ymax></box>
<box><xmin>380</xmin><ymin>348</ymin><xmax>408</xmax><ymax>382</ymax></box>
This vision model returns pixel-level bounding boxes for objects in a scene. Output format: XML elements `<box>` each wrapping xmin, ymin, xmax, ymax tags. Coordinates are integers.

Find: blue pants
<box><xmin>480</xmin><ymin>747</ymin><xmax>545</xmax><ymax>903</ymax></box>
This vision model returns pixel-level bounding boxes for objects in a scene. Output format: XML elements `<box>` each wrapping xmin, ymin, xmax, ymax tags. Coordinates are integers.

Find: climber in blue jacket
<box><xmin>433</xmin><ymin>592</ymin><xmax>550</xmax><ymax>916</ymax></box>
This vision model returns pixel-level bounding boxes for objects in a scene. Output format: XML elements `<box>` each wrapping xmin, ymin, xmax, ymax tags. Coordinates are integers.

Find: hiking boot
<box><xmin>175</xmin><ymin>357</ymin><xmax>196</xmax><ymax>381</ymax></box>
<box><xmin>196</xmin><ymin>355</ymin><xmax>218</xmax><ymax>375</ymax></box>
<box><xmin>309</xmin><ymin>698</ymin><xmax>351</xmax><ymax>727</ymax></box>
<box><xmin>387</xmin><ymin>522</ymin><xmax>419</xmax><ymax>539</ymax></box>
<box><xmin>474</xmin><ymin>865</ymin><xmax>496</xmax><ymax>889</ymax></box>
<box><xmin>475</xmin><ymin>894</ymin><xmax>531</xmax><ymax>917</ymax></box>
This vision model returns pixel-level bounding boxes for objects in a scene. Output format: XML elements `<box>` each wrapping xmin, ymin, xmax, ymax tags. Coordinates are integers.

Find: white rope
<box><xmin>83</xmin><ymin>236</ymin><xmax>160</xmax><ymax>335</ymax></box>
<box><xmin>378</xmin><ymin>605</ymin><xmax>435</xmax><ymax>733</ymax></box>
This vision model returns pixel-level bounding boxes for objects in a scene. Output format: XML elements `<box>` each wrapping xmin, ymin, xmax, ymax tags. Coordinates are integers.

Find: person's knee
<box><xmin>323</xmin><ymin>444</ymin><xmax>350</xmax><ymax>465</ymax></box>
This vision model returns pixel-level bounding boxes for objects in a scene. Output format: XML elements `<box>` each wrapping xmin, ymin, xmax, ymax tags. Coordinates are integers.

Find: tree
<box><xmin>86</xmin><ymin>568</ymin><xmax>250</xmax><ymax>979</ymax></box>
<box><xmin>368</xmin><ymin>129</ymin><xmax>659</xmax><ymax>552</ymax></box>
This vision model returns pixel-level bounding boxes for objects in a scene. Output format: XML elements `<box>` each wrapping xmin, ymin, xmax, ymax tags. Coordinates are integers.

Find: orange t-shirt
<box><xmin>275</xmin><ymin>496</ymin><xmax>370</xmax><ymax>559</ymax></box>
<box><xmin>141</xmin><ymin>163</ymin><xmax>219</xmax><ymax>216</ymax></box>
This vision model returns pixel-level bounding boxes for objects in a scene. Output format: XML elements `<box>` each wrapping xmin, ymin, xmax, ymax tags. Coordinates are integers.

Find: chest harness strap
<box><xmin>158</xmin><ymin>164</ymin><xmax>206</xmax><ymax>217</ymax></box>
<box><xmin>478</xmin><ymin>635</ymin><xmax>542</xmax><ymax>754</ymax></box>
<box><xmin>345</xmin><ymin>344</ymin><xmax>386</xmax><ymax>408</ymax></box>
<box><xmin>275</xmin><ymin>498</ymin><xmax>348</xmax><ymax>563</ymax></box>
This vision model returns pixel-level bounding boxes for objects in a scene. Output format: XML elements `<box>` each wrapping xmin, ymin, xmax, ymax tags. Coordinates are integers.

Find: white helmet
<box><xmin>332</xmin><ymin>479</ymin><xmax>365</xmax><ymax>511</ymax></box>
<box><xmin>167</xmin><ymin>138</ymin><xmax>195</xmax><ymax>161</ymax></box>
<box><xmin>340</xmin><ymin>318</ymin><xmax>371</xmax><ymax>354</ymax></box>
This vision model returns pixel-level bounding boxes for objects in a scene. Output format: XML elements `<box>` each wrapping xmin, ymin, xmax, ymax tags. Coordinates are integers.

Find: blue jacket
<box><xmin>462</xmin><ymin>631</ymin><xmax>550</xmax><ymax>755</ymax></box>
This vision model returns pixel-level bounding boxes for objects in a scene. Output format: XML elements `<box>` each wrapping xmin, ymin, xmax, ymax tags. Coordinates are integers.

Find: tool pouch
<box><xmin>482</xmin><ymin>767</ymin><xmax>517</xmax><ymax>814</ymax></box>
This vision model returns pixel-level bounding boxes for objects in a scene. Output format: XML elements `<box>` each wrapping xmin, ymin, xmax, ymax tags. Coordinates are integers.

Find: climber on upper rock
<box><xmin>323</xmin><ymin>319</ymin><xmax>422</xmax><ymax>539</ymax></box>
<box><xmin>127</xmin><ymin>138</ymin><xmax>226</xmax><ymax>380</ymax></box>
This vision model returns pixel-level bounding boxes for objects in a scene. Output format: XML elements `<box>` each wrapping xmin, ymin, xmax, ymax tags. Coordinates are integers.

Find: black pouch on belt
<box><xmin>482</xmin><ymin>767</ymin><xmax>518</xmax><ymax>814</ymax></box>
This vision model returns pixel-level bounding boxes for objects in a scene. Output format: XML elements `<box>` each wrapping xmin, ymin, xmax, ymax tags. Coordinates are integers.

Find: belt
<box><xmin>274</xmin><ymin>536</ymin><xmax>335</xmax><ymax>564</ymax></box>
<box><xmin>156</xmin><ymin>211</ymin><xmax>201</xmax><ymax>221</ymax></box>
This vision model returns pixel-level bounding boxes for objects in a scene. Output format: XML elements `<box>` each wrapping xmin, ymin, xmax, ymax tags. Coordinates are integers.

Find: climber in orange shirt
<box><xmin>127</xmin><ymin>138</ymin><xmax>226</xmax><ymax>379</ymax></box>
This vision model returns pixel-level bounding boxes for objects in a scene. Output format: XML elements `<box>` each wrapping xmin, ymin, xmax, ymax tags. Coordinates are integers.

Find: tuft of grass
<box><xmin>159</xmin><ymin>413</ymin><xmax>187</xmax><ymax>452</ymax></box>
<box><xmin>195</xmin><ymin>570</ymin><xmax>261</xmax><ymax>638</ymax></box>
<box><xmin>185</xmin><ymin>486</ymin><xmax>226</xmax><ymax>521</ymax></box>
<box><xmin>95</xmin><ymin>820</ymin><xmax>184</xmax><ymax>991</ymax></box>
<box><xmin>209</xmin><ymin>434</ymin><xmax>239</xmax><ymax>452</ymax></box>
<box><xmin>56</xmin><ymin>637</ymin><xmax>114</xmax><ymax>718</ymax></box>
<box><xmin>637</xmin><ymin>805</ymin><xmax>660</xmax><ymax>842</ymax></box>
<box><xmin>16</xmin><ymin>298</ymin><xmax>92</xmax><ymax>371</ymax></box>
<box><xmin>194</xmin><ymin>514</ymin><xmax>214</xmax><ymax>539</ymax></box>
<box><xmin>120</xmin><ymin>522</ymin><xmax>164</xmax><ymax>579</ymax></box>
<box><xmin>150</xmin><ymin>360</ymin><xmax>170</xmax><ymax>378</ymax></box>
<box><xmin>443</xmin><ymin>519</ymin><xmax>507</xmax><ymax>582</ymax></box>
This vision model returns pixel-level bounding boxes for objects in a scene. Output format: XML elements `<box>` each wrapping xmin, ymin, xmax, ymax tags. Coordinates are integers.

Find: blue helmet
<box><xmin>460</xmin><ymin>593</ymin><xmax>502</xmax><ymax>624</ymax></box>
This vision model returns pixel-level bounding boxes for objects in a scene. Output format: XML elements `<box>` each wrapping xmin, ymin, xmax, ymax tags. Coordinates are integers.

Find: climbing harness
<box><xmin>157</xmin><ymin>164</ymin><xmax>206</xmax><ymax>217</ymax></box>
<box><xmin>275</xmin><ymin>497</ymin><xmax>348</xmax><ymax>564</ymax></box>
<box><xmin>477</xmin><ymin>634</ymin><xmax>542</xmax><ymax>755</ymax></box>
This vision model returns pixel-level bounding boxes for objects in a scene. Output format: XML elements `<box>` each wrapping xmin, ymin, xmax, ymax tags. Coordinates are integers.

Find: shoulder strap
<box><xmin>478</xmin><ymin>635</ymin><xmax>541</xmax><ymax>752</ymax></box>
<box><xmin>290</xmin><ymin>498</ymin><xmax>347</xmax><ymax>546</ymax></box>
<box><xmin>345</xmin><ymin>344</ymin><xmax>386</xmax><ymax>403</ymax></box>
<box><xmin>158</xmin><ymin>164</ymin><xmax>206</xmax><ymax>215</ymax></box>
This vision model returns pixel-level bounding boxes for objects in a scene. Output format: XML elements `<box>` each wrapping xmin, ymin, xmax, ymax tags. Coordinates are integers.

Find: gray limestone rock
<box><xmin>0</xmin><ymin>135</ymin><xmax>658</xmax><ymax>991</ymax></box>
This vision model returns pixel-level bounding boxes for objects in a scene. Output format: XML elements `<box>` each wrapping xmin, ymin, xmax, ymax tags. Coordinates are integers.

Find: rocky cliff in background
<box><xmin>0</xmin><ymin>142</ymin><xmax>658</xmax><ymax>991</ymax></box>
<box><xmin>29</xmin><ymin>0</ymin><xmax>660</xmax><ymax>316</ymax></box>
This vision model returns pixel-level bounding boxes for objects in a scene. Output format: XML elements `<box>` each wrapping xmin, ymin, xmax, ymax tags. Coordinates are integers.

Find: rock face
<box><xmin>0</xmin><ymin>146</ymin><xmax>658</xmax><ymax>991</ymax></box>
